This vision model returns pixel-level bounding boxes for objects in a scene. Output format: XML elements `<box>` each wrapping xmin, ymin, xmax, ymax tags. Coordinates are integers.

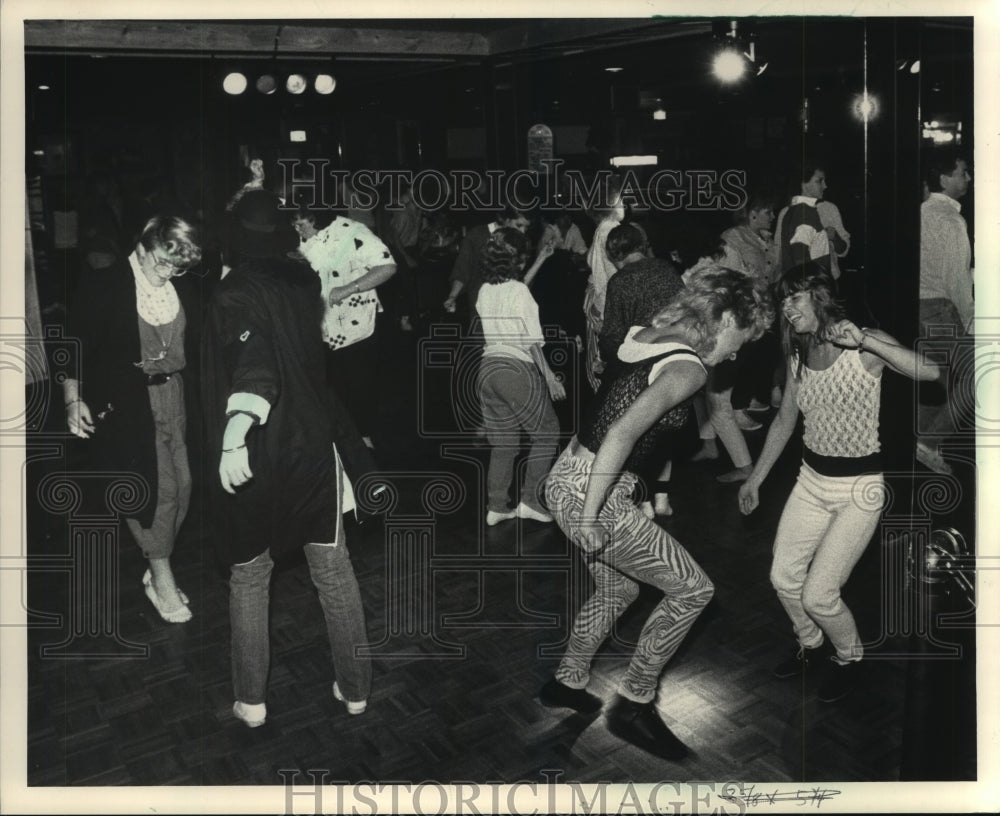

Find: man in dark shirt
<box><xmin>597</xmin><ymin>223</ymin><xmax>686</xmax><ymax>518</ymax></box>
<box><xmin>599</xmin><ymin>223</ymin><xmax>685</xmax><ymax>376</ymax></box>
<box><xmin>442</xmin><ymin>205</ymin><xmax>530</xmax><ymax>322</ymax></box>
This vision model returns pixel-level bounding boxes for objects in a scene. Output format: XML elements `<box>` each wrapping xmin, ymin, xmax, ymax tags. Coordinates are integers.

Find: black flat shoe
<box><xmin>539</xmin><ymin>678</ymin><xmax>603</xmax><ymax>713</ymax></box>
<box><xmin>606</xmin><ymin>695</ymin><xmax>689</xmax><ymax>760</ymax></box>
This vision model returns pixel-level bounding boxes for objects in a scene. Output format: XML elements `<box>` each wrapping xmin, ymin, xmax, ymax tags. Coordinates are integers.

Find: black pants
<box><xmin>326</xmin><ymin>335</ymin><xmax>379</xmax><ymax>438</ymax></box>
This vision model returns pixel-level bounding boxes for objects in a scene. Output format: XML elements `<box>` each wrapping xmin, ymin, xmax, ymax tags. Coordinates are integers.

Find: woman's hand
<box><xmin>219</xmin><ymin>446</ymin><xmax>253</xmax><ymax>494</ymax></box>
<box><xmin>66</xmin><ymin>399</ymin><xmax>95</xmax><ymax>438</ymax></box>
<box><xmin>546</xmin><ymin>373</ymin><xmax>567</xmax><ymax>402</ymax></box>
<box><xmin>738</xmin><ymin>480</ymin><xmax>759</xmax><ymax>515</ymax></box>
<box><xmin>572</xmin><ymin>518</ymin><xmax>611</xmax><ymax>554</ymax></box>
<box><xmin>825</xmin><ymin>319</ymin><xmax>864</xmax><ymax>349</ymax></box>
<box><xmin>443</xmin><ymin>295</ymin><xmax>457</xmax><ymax>313</ymax></box>
<box><xmin>328</xmin><ymin>285</ymin><xmax>358</xmax><ymax>306</ymax></box>
<box><xmin>536</xmin><ymin>241</ymin><xmax>555</xmax><ymax>263</ymax></box>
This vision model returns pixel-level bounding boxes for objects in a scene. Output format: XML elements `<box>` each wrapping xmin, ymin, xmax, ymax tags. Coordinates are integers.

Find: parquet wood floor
<box><xmin>22</xmin><ymin>324</ymin><xmax>977</xmax><ymax>788</ymax></box>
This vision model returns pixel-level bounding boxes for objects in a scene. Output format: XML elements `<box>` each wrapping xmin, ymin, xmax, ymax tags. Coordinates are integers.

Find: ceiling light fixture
<box><xmin>605</xmin><ymin>66</ymin><xmax>624</xmax><ymax>73</ymax></box>
<box><xmin>256</xmin><ymin>74</ymin><xmax>277</xmax><ymax>95</ymax></box>
<box><xmin>711</xmin><ymin>20</ymin><xmax>764</xmax><ymax>84</ymax></box>
<box><xmin>314</xmin><ymin>73</ymin><xmax>336</xmax><ymax>94</ymax></box>
<box><xmin>852</xmin><ymin>91</ymin><xmax>879</xmax><ymax>122</ymax></box>
<box><xmin>222</xmin><ymin>72</ymin><xmax>247</xmax><ymax>95</ymax></box>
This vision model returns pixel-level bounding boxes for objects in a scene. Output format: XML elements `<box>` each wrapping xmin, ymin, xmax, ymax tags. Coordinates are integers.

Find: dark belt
<box><xmin>145</xmin><ymin>371</ymin><xmax>181</xmax><ymax>386</ymax></box>
<box><xmin>803</xmin><ymin>447</ymin><xmax>883</xmax><ymax>477</ymax></box>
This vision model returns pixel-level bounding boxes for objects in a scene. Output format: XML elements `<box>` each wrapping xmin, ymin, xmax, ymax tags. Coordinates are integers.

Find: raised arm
<box><xmin>522</xmin><ymin>242</ymin><xmax>554</xmax><ymax>288</ymax></box>
<box><xmin>826</xmin><ymin>320</ymin><xmax>940</xmax><ymax>381</ymax></box>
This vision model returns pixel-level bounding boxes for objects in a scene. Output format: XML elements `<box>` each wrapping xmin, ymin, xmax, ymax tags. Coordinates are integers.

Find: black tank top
<box><xmin>578</xmin><ymin>346</ymin><xmax>702</xmax><ymax>473</ymax></box>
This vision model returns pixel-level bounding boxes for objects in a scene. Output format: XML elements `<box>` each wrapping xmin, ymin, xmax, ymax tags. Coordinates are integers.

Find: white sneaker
<box><xmin>486</xmin><ymin>509</ymin><xmax>517</xmax><ymax>526</ymax></box>
<box><xmin>233</xmin><ymin>700</ymin><xmax>266</xmax><ymax>728</ymax></box>
<box><xmin>733</xmin><ymin>409</ymin><xmax>763</xmax><ymax>431</ymax></box>
<box><xmin>333</xmin><ymin>682</ymin><xmax>367</xmax><ymax>715</ymax></box>
<box><xmin>515</xmin><ymin>502</ymin><xmax>553</xmax><ymax>523</ymax></box>
<box><xmin>916</xmin><ymin>442</ymin><xmax>954</xmax><ymax>476</ymax></box>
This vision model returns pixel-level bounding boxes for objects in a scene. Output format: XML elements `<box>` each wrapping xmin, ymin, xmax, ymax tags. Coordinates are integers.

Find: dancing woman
<box><xmin>64</xmin><ymin>216</ymin><xmax>201</xmax><ymax>623</ymax></box>
<box><xmin>738</xmin><ymin>264</ymin><xmax>939</xmax><ymax>702</ymax></box>
<box><xmin>475</xmin><ymin>227</ymin><xmax>563</xmax><ymax>526</ymax></box>
<box><xmin>540</xmin><ymin>268</ymin><xmax>774</xmax><ymax>759</ymax></box>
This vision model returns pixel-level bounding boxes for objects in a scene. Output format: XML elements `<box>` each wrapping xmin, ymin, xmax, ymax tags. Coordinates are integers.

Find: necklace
<box><xmin>129</xmin><ymin>251</ymin><xmax>180</xmax><ymax>368</ymax></box>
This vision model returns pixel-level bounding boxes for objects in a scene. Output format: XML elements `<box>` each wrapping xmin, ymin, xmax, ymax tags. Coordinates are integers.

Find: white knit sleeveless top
<box><xmin>797</xmin><ymin>349</ymin><xmax>881</xmax><ymax>457</ymax></box>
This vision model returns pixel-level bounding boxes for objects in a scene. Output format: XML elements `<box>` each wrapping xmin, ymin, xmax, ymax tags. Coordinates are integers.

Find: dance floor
<box><xmin>22</xmin><ymin>319</ymin><xmax>977</xmax><ymax>787</ymax></box>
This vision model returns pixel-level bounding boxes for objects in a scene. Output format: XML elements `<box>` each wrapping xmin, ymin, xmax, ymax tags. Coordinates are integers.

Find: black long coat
<box><xmin>201</xmin><ymin>255</ymin><xmax>346</xmax><ymax>565</ymax></box>
<box><xmin>62</xmin><ymin>258</ymin><xmax>197</xmax><ymax>527</ymax></box>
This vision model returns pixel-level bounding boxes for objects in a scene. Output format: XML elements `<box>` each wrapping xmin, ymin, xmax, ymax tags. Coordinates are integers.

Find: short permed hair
<box><xmin>139</xmin><ymin>216</ymin><xmax>202</xmax><ymax>269</ymax></box>
<box><xmin>480</xmin><ymin>227</ymin><xmax>528</xmax><ymax>284</ymax></box>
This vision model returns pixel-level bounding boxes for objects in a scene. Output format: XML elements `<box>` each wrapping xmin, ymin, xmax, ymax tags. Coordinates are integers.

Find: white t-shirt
<box><xmin>476</xmin><ymin>279</ymin><xmax>544</xmax><ymax>364</ymax></box>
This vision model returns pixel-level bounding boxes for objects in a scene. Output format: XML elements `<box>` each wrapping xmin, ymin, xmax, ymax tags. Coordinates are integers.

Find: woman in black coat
<box><xmin>202</xmin><ymin>190</ymin><xmax>371</xmax><ymax>728</ymax></box>
<box><xmin>63</xmin><ymin>216</ymin><xmax>202</xmax><ymax>623</ymax></box>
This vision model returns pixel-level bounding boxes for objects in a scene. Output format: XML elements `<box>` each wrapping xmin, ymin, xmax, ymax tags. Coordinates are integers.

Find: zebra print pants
<box><xmin>545</xmin><ymin>447</ymin><xmax>714</xmax><ymax>703</ymax></box>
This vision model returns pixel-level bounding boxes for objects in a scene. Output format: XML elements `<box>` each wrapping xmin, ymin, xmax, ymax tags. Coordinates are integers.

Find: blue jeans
<box><xmin>230</xmin><ymin>540</ymin><xmax>372</xmax><ymax>706</ymax></box>
<box><xmin>918</xmin><ymin>298</ymin><xmax>969</xmax><ymax>446</ymax></box>
<box><xmin>478</xmin><ymin>355</ymin><xmax>560</xmax><ymax>513</ymax></box>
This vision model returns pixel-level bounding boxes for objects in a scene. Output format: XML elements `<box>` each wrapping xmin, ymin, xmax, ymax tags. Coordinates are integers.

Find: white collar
<box><xmin>790</xmin><ymin>195</ymin><xmax>819</xmax><ymax>207</ymax></box>
<box><xmin>927</xmin><ymin>191</ymin><xmax>962</xmax><ymax>213</ymax></box>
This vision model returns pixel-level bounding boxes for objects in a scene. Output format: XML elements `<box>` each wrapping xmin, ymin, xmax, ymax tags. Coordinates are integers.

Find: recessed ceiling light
<box><xmin>256</xmin><ymin>74</ymin><xmax>277</xmax><ymax>95</ymax></box>
<box><xmin>314</xmin><ymin>74</ymin><xmax>336</xmax><ymax>94</ymax></box>
<box><xmin>222</xmin><ymin>72</ymin><xmax>247</xmax><ymax>95</ymax></box>
<box><xmin>605</xmin><ymin>66</ymin><xmax>624</xmax><ymax>73</ymax></box>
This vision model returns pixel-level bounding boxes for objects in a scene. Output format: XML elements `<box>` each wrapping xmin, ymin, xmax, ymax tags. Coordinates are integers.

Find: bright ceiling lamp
<box><xmin>852</xmin><ymin>91</ymin><xmax>879</xmax><ymax>122</ymax></box>
<box><xmin>222</xmin><ymin>72</ymin><xmax>247</xmax><ymax>95</ymax></box>
<box><xmin>314</xmin><ymin>73</ymin><xmax>336</xmax><ymax>94</ymax></box>
<box><xmin>712</xmin><ymin>20</ymin><xmax>766</xmax><ymax>83</ymax></box>
<box><xmin>713</xmin><ymin>48</ymin><xmax>746</xmax><ymax>82</ymax></box>
<box><xmin>286</xmin><ymin>73</ymin><xmax>307</xmax><ymax>94</ymax></box>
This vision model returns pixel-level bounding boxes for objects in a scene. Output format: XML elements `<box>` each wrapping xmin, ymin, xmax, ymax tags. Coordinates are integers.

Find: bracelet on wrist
<box><xmin>222</xmin><ymin>444</ymin><xmax>247</xmax><ymax>454</ymax></box>
<box><xmin>65</xmin><ymin>398</ymin><xmax>81</xmax><ymax>408</ymax></box>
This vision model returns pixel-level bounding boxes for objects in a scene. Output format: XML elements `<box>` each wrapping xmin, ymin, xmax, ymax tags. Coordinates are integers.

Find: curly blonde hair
<box><xmin>651</xmin><ymin>266</ymin><xmax>774</xmax><ymax>357</ymax></box>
